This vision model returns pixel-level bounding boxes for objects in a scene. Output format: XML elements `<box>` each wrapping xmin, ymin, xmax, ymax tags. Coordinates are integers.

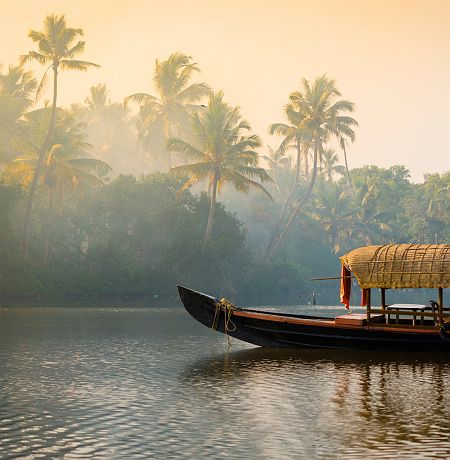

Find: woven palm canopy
<box><xmin>340</xmin><ymin>244</ymin><xmax>450</xmax><ymax>289</ymax></box>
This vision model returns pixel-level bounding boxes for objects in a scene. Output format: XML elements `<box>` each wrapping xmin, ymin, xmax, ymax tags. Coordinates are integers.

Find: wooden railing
<box><xmin>368</xmin><ymin>307</ymin><xmax>449</xmax><ymax>327</ymax></box>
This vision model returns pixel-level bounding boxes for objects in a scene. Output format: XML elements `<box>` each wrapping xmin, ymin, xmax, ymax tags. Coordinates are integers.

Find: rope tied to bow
<box><xmin>211</xmin><ymin>298</ymin><xmax>237</xmax><ymax>348</ymax></box>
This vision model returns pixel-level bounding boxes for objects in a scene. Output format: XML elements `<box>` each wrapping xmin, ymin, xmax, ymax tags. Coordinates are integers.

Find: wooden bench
<box><xmin>385</xmin><ymin>304</ymin><xmax>427</xmax><ymax>325</ymax></box>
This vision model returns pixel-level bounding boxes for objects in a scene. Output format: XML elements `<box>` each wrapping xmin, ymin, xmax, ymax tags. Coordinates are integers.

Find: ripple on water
<box><xmin>0</xmin><ymin>307</ymin><xmax>449</xmax><ymax>459</ymax></box>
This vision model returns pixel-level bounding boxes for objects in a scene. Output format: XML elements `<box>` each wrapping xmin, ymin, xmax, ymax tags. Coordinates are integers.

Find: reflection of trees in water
<box><xmin>183</xmin><ymin>347</ymin><xmax>450</xmax><ymax>457</ymax></box>
<box><xmin>330</xmin><ymin>359</ymin><xmax>450</xmax><ymax>455</ymax></box>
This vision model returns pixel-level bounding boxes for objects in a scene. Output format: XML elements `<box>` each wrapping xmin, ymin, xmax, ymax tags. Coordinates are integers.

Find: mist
<box><xmin>0</xmin><ymin>7</ymin><xmax>449</xmax><ymax>305</ymax></box>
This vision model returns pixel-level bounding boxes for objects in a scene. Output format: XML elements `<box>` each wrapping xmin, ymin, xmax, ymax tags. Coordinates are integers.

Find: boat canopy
<box><xmin>340</xmin><ymin>244</ymin><xmax>450</xmax><ymax>289</ymax></box>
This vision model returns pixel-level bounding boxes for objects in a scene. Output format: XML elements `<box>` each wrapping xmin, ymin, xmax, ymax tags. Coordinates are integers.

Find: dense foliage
<box><xmin>0</xmin><ymin>15</ymin><xmax>448</xmax><ymax>304</ymax></box>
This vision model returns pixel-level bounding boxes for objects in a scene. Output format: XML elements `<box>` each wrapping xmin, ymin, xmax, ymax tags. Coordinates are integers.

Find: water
<box><xmin>0</xmin><ymin>305</ymin><xmax>449</xmax><ymax>459</ymax></box>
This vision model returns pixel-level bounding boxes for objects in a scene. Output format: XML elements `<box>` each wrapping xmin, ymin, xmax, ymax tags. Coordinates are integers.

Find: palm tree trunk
<box><xmin>207</xmin><ymin>174</ymin><xmax>212</xmax><ymax>197</ymax></box>
<box><xmin>264</xmin><ymin>140</ymin><xmax>302</xmax><ymax>258</ymax></box>
<box><xmin>164</xmin><ymin>117</ymin><xmax>172</xmax><ymax>171</ymax></box>
<box><xmin>43</xmin><ymin>186</ymin><xmax>54</xmax><ymax>265</ymax></box>
<box><xmin>57</xmin><ymin>182</ymin><xmax>64</xmax><ymax>214</ymax></box>
<box><xmin>342</xmin><ymin>143</ymin><xmax>354</xmax><ymax>195</ymax></box>
<box><xmin>22</xmin><ymin>64</ymin><xmax>58</xmax><ymax>256</ymax></box>
<box><xmin>330</xmin><ymin>223</ymin><xmax>337</xmax><ymax>254</ymax></box>
<box><xmin>203</xmin><ymin>175</ymin><xmax>218</xmax><ymax>251</ymax></box>
<box><xmin>304</xmin><ymin>146</ymin><xmax>310</xmax><ymax>179</ymax></box>
<box><xmin>266</xmin><ymin>137</ymin><xmax>320</xmax><ymax>260</ymax></box>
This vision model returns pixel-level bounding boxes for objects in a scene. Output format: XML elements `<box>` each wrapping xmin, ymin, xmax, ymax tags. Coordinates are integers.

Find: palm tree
<box><xmin>4</xmin><ymin>108</ymin><xmax>111</xmax><ymax>262</ymax></box>
<box><xmin>0</xmin><ymin>64</ymin><xmax>36</xmax><ymax>112</ymax></box>
<box><xmin>269</xmin><ymin>114</ymin><xmax>310</xmax><ymax>183</ymax></box>
<box><xmin>81</xmin><ymin>84</ymin><xmax>132</xmax><ymax>165</ymax></box>
<box><xmin>5</xmin><ymin>108</ymin><xmax>111</xmax><ymax>199</ymax></box>
<box><xmin>320</xmin><ymin>148</ymin><xmax>345</xmax><ymax>182</ymax></box>
<box><xmin>423</xmin><ymin>173</ymin><xmax>450</xmax><ymax>217</ymax></box>
<box><xmin>0</xmin><ymin>64</ymin><xmax>37</xmax><ymax>164</ymax></box>
<box><xmin>347</xmin><ymin>177</ymin><xmax>393</xmax><ymax>245</ymax></box>
<box><xmin>125</xmin><ymin>52</ymin><xmax>210</xmax><ymax>170</ymax></box>
<box><xmin>266</xmin><ymin>103</ymin><xmax>313</xmax><ymax>256</ymax></box>
<box><xmin>311</xmin><ymin>182</ymin><xmax>354</xmax><ymax>253</ymax></box>
<box><xmin>20</xmin><ymin>14</ymin><xmax>99</xmax><ymax>255</ymax></box>
<box><xmin>262</xmin><ymin>144</ymin><xmax>290</xmax><ymax>191</ymax></box>
<box><xmin>168</xmin><ymin>91</ymin><xmax>272</xmax><ymax>249</ymax></box>
<box><xmin>266</xmin><ymin>74</ymin><xmax>358</xmax><ymax>259</ymax></box>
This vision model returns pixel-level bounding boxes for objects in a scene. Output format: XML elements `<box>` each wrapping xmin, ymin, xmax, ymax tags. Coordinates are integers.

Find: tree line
<box><xmin>0</xmin><ymin>15</ymin><xmax>448</xmax><ymax>303</ymax></box>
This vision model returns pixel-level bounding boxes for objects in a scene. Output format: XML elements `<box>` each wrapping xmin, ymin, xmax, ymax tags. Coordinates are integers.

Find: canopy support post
<box><xmin>438</xmin><ymin>287</ymin><xmax>443</xmax><ymax>325</ymax></box>
<box><xmin>366</xmin><ymin>289</ymin><xmax>371</xmax><ymax>324</ymax></box>
<box><xmin>381</xmin><ymin>288</ymin><xmax>386</xmax><ymax>323</ymax></box>
<box><xmin>381</xmin><ymin>288</ymin><xmax>386</xmax><ymax>307</ymax></box>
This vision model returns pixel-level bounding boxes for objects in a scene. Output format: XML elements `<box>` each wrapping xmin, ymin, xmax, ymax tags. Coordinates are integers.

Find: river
<box><xmin>0</xmin><ymin>305</ymin><xmax>449</xmax><ymax>459</ymax></box>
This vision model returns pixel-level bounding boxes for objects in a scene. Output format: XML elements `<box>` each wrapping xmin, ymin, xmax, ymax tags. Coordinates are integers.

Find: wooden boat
<box><xmin>178</xmin><ymin>244</ymin><xmax>450</xmax><ymax>350</ymax></box>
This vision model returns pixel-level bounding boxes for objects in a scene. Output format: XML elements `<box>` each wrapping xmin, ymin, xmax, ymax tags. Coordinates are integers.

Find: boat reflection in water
<box><xmin>182</xmin><ymin>346</ymin><xmax>450</xmax><ymax>459</ymax></box>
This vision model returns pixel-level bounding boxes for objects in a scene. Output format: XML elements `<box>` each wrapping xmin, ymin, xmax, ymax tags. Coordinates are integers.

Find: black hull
<box><xmin>177</xmin><ymin>285</ymin><xmax>450</xmax><ymax>351</ymax></box>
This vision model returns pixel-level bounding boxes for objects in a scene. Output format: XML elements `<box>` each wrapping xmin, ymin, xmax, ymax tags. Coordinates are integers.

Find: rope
<box><xmin>211</xmin><ymin>297</ymin><xmax>237</xmax><ymax>348</ymax></box>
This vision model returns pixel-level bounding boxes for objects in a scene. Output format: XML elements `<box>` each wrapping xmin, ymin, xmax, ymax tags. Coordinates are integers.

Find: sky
<box><xmin>1</xmin><ymin>0</ymin><xmax>449</xmax><ymax>181</ymax></box>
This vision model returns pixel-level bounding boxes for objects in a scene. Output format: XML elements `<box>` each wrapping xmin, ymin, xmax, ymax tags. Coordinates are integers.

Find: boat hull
<box><xmin>177</xmin><ymin>285</ymin><xmax>450</xmax><ymax>350</ymax></box>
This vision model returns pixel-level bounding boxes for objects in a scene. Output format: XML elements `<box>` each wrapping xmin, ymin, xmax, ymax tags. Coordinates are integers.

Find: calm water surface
<box><xmin>0</xmin><ymin>305</ymin><xmax>449</xmax><ymax>459</ymax></box>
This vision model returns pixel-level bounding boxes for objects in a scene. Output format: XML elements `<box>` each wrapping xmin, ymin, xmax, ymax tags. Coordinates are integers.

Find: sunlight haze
<box><xmin>1</xmin><ymin>0</ymin><xmax>449</xmax><ymax>180</ymax></box>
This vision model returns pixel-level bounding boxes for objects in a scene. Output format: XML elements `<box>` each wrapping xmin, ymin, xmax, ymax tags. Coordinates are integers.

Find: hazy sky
<box><xmin>1</xmin><ymin>0</ymin><xmax>449</xmax><ymax>181</ymax></box>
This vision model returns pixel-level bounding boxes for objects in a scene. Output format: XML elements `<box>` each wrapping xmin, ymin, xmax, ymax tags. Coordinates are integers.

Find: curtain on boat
<box><xmin>340</xmin><ymin>265</ymin><xmax>351</xmax><ymax>309</ymax></box>
<box><xmin>361</xmin><ymin>288</ymin><xmax>369</xmax><ymax>306</ymax></box>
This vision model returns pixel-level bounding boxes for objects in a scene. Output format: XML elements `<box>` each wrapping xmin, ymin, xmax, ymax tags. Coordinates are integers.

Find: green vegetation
<box><xmin>0</xmin><ymin>14</ymin><xmax>448</xmax><ymax>304</ymax></box>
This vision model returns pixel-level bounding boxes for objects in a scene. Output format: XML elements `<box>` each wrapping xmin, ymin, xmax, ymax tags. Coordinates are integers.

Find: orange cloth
<box><xmin>361</xmin><ymin>288</ymin><xmax>369</xmax><ymax>307</ymax></box>
<box><xmin>340</xmin><ymin>265</ymin><xmax>351</xmax><ymax>309</ymax></box>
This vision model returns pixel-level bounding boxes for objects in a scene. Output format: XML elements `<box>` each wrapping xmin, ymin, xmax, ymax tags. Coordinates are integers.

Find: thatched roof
<box><xmin>340</xmin><ymin>244</ymin><xmax>450</xmax><ymax>289</ymax></box>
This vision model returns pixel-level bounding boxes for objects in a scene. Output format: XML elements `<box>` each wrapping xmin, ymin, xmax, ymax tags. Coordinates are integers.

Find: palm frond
<box><xmin>67</xmin><ymin>158</ymin><xmax>112</xmax><ymax>177</ymax></box>
<box><xmin>65</xmin><ymin>41</ymin><xmax>85</xmax><ymax>59</ymax></box>
<box><xmin>234</xmin><ymin>164</ymin><xmax>273</xmax><ymax>183</ymax></box>
<box><xmin>222</xmin><ymin>168</ymin><xmax>273</xmax><ymax>201</ymax></box>
<box><xmin>176</xmin><ymin>82</ymin><xmax>211</xmax><ymax>103</ymax></box>
<box><xmin>124</xmin><ymin>92</ymin><xmax>158</xmax><ymax>107</ymax></box>
<box><xmin>269</xmin><ymin>122</ymin><xmax>291</xmax><ymax>136</ymax></box>
<box><xmin>170</xmin><ymin>163</ymin><xmax>211</xmax><ymax>194</ymax></box>
<box><xmin>59</xmin><ymin>59</ymin><xmax>100</xmax><ymax>71</ymax></box>
<box><xmin>167</xmin><ymin>137</ymin><xmax>206</xmax><ymax>159</ymax></box>
<box><xmin>20</xmin><ymin>51</ymin><xmax>48</xmax><ymax>66</ymax></box>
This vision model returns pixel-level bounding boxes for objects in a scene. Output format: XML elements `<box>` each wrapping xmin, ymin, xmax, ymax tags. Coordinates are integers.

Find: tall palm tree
<box><xmin>266</xmin><ymin>74</ymin><xmax>358</xmax><ymax>259</ymax></box>
<box><xmin>125</xmin><ymin>52</ymin><xmax>210</xmax><ymax>170</ymax></box>
<box><xmin>267</xmin><ymin>108</ymin><xmax>312</xmax><ymax>249</ymax></box>
<box><xmin>168</xmin><ymin>91</ymin><xmax>272</xmax><ymax>249</ymax></box>
<box><xmin>20</xmin><ymin>14</ymin><xmax>99</xmax><ymax>255</ymax></box>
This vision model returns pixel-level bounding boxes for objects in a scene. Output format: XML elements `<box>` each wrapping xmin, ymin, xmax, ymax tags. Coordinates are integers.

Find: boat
<box><xmin>177</xmin><ymin>244</ymin><xmax>450</xmax><ymax>350</ymax></box>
